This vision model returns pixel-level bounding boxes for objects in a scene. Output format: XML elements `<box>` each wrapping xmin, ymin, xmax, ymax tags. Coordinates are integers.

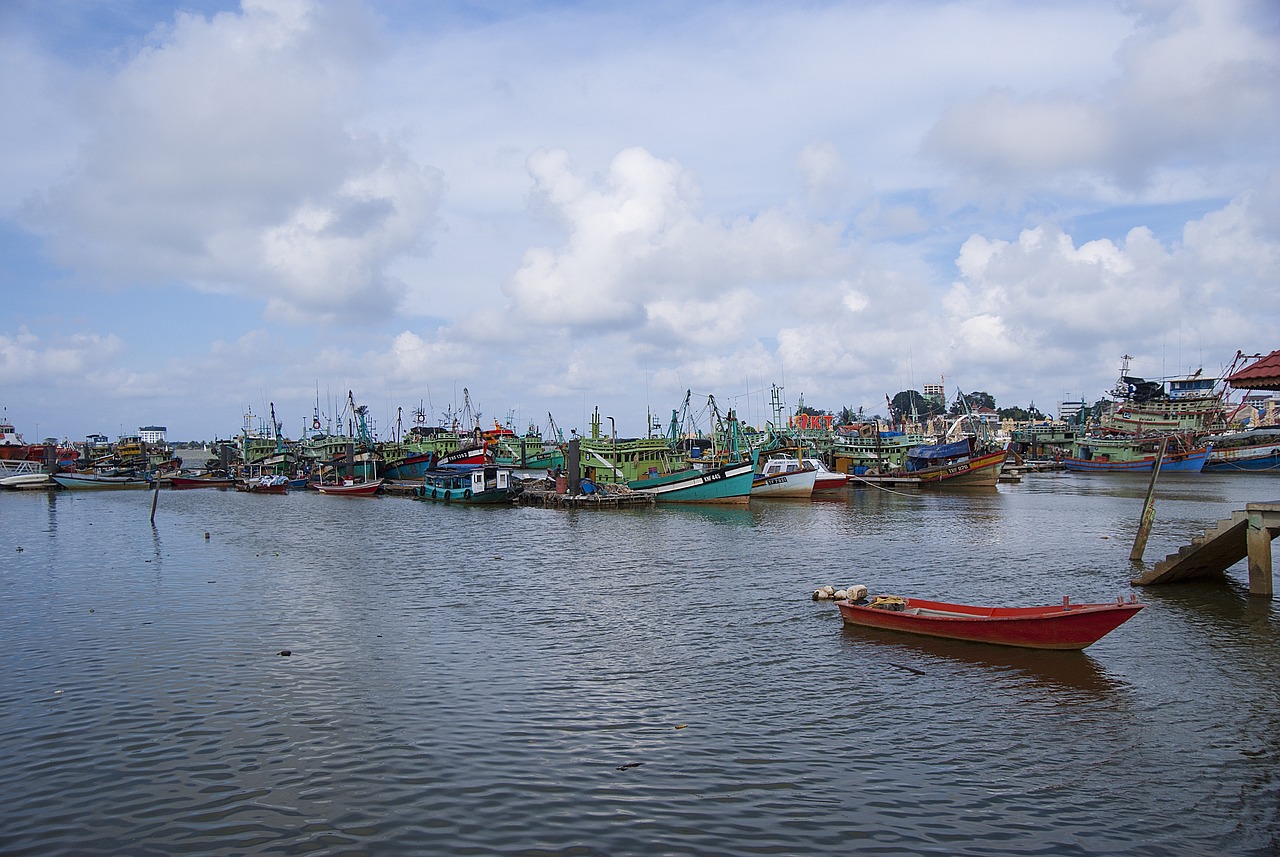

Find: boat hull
<box><xmin>381</xmin><ymin>452</ymin><xmax>439</xmax><ymax>480</ymax></box>
<box><xmin>1203</xmin><ymin>452</ymin><xmax>1280</xmax><ymax>472</ymax></box>
<box><xmin>751</xmin><ymin>466</ymin><xmax>818</xmax><ymax>498</ymax></box>
<box><xmin>237</xmin><ymin>482</ymin><xmax>288</xmax><ymax>494</ymax></box>
<box><xmin>414</xmin><ymin>484</ymin><xmax>513</xmax><ymax>505</ymax></box>
<box><xmin>52</xmin><ymin>473</ymin><xmax>151</xmax><ymax>490</ymax></box>
<box><xmin>1063</xmin><ymin>446</ymin><xmax>1209</xmax><ymax>473</ymax></box>
<box><xmin>170</xmin><ymin>476</ymin><xmax>235</xmax><ymax>489</ymax></box>
<box><xmin>913</xmin><ymin>448</ymin><xmax>1007</xmax><ymax>486</ymax></box>
<box><xmin>315</xmin><ymin>478</ymin><xmax>384</xmax><ymax>496</ymax></box>
<box><xmin>627</xmin><ymin>460</ymin><xmax>755</xmax><ymax>504</ymax></box>
<box><xmin>837</xmin><ymin>597</ymin><xmax>1145</xmax><ymax>650</ymax></box>
<box><xmin>1203</xmin><ymin>436</ymin><xmax>1280</xmax><ymax>472</ymax></box>
<box><xmin>0</xmin><ymin>473</ymin><xmax>53</xmax><ymax>489</ymax></box>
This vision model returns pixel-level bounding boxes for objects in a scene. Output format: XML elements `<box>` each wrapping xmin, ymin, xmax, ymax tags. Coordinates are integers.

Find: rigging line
<box><xmin>847</xmin><ymin>473</ymin><xmax>918</xmax><ymax>497</ymax></box>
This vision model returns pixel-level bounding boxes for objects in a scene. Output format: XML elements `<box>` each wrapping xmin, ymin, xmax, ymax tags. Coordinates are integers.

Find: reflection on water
<box><xmin>838</xmin><ymin>622</ymin><xmax>1127</xmax><ymax>698</ymax></box>
<box><xmin>1</xmin><ymin>473</ymin><xmax>1278</xmax><ymax>855</ymax></box>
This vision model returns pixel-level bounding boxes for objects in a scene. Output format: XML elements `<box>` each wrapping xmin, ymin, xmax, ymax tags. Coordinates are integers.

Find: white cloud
<box><xmin>25</xmin><ymin>0</ymin><xmax>441</xmax><ymax>322</ymax></box>
<box><xmin>0</xmin><ymin>327</ymin><xmax>124</xmax><ymax>383</ymax></box>
<box><xmin>940</xmin><ymin>183</ymin><xmax>1280</xmax><ymax>398</ymax></box>
<box><xmin>504</xmin><ymin>146</ymin><xmax>848</xmax><ymax>329</ymax></box>
<box><xmin>923</xmin><ymin>0</ymin><xmax>1280</xmax><ymax>192</ymax></box>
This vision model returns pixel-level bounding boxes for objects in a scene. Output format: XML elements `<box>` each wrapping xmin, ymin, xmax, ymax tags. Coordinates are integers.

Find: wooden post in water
<box><xmin>1130</xmin><ymin>436</ymin><xmax>1168</xmax><ymax>562</ymax></box>
<box><xmin>1246</xmin><ymin>507</ymin><xmax>1275</xmax><ymax>597</ymax></box>
<box><xmin>150</xmin><ymin>474</ymin><xmax>160</xmax><ymax>524</ymax></box>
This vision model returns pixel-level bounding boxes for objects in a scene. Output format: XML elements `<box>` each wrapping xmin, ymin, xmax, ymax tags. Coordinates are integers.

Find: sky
<box><xmin>1</xmin><ymin>0</ymin><xmax>1277</xmax><ymax>442</ymax></box>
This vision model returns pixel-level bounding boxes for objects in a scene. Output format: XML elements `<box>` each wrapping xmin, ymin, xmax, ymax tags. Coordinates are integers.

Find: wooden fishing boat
<box><xmin>627</xmin><ymin>459</ymin><xmax>756</xmax><ymax>504</ymax></box>
<box><xmin>413</xmin><ymin>465</ymin><xmax>519</xmax><ymax>504</ymax></box>
<box><xmin>237</xmin><ymin>474</ymin><xmax>289</xmax><ymax>494</ymax></box>
<box><xmin>170</xmin><ymin>474</ymin><xmax>235</xmax><ymax>489</ymax></box>
<box><xmin>315</xmin><ymin>477</ymin><xmax>384</xmax><ymax>496</ymax></box>
<box><xmin>834</xmin><ymin>434</ymin><xmax>1006</xmax><ymax>487</ymax></box>
<box><xmin>836</xmin><ymin>594</ymin><xmax>1145</xmax><ymax>650</ymax></box>
<box><xmin>1063</xmin><ymin>434</ymin><xmax>1209</xmax><ymax>473</ymax></box>
<box><xmin>1201</xmin><ymin>427</ymin><xmax>1280</xmax><ymax>472</ymax></box>
<box><xmin>52</xmin><ymin>472</ymin><xmax>151</xmax><ymax>490</ymax></box>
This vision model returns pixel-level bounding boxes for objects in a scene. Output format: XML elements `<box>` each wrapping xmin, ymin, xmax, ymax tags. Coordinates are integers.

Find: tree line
<box><xmin>798</xmin><ymin>391</ymin><xmax>1052</xmax><ymax>425</ymax></box>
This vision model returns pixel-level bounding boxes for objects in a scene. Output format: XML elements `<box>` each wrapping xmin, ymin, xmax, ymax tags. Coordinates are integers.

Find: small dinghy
<box><xmin>836</xmin><ymin>593</ymin><xmax>1145</xmax><ymax>650</ymax></box>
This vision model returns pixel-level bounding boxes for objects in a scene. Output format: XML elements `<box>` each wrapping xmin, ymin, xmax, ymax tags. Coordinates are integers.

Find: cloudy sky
<box><xmin>1</xmin><ymin>0</ymin><xmax>1277</xmax><ymax>441</ymax></box>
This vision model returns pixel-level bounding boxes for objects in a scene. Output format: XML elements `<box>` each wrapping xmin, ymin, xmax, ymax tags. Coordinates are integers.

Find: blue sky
<box><xmin>2</xmin><ymin>0</ymin><xmax>1277</xmax><ymax>441</ymax></box>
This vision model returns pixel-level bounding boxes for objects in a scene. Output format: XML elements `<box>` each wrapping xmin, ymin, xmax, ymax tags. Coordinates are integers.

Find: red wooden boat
<box><xmin>836</xmin><ymin>594</ymin><xmax>1145</xmax><ymax>650</ymax></box>
<box><xmin>170</xmin><ymin>475</ymin><xmax>235</xmax><ymax>489</ymax></box>
<box><xmin>237</xmin><ymin>475</ymin><xmax>289</xmax><ymax>494</ymax></box>
<box><xmin>315</xmin><ymin>477</ymin><xmax>384</xmax><ymax>496</ymax></box>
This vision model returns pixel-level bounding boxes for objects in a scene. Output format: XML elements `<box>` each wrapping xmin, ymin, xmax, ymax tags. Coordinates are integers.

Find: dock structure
<box><xmin>1132</xmin><ymin>502</ymin><xmax>1280</xmax><ymax>596</ymax></box>
<box><xmin>517</xmin><ymin>486</ymin><xmax>654</xmax><ymax>509</ymax></box>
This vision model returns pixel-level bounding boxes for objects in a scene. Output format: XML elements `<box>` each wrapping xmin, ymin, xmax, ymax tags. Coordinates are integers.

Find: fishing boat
<box><xmin>52</xmin><ymin>472</ymin><xmax>151</xmax><ymax>490</ymax></box>
<box><xmin>238</xmin><ymin>474</ymin><xmax>289</xmax><ymax>494</ymax></box>
<box><xmin>751</xmin><ymin>455</ymin><xmax>818</xmax><ymax>498</ymax></box>
<box><xmin>836</xmin><ymin>594</ymin><xmax>1146</xmax><ymax>650</ymax></box>
<box><xmin>1201</xmin><ymin>427</ymin><xmax>1280</xmax><ymax>472</ymax></box>
<box><xmin>413</xmin><ymin>465</ymin><xmax>519</xmax><ymax>505</ymax></box>
<box><xmin>1101</xmin><ymin>359</ymin><xmax>1227</xmax><ymax>436</ymax></box>
<box><xmin>0</xmin><ymin>415</ymin><xmax>38</xmax><ymax>461</ymax></box>
<box><xmin>315</xmin><ymin>477</ymin><xmax>384</xmax><ymax>496</ymax></box>
<box><xmin>805</xmin><ymin>458</ymin><xmax>848</xmax><ymax>492</ymax></box>
<box><xmin>627</xmin><ymin>458</ymin><xmax>756</xmax><ymax>503</ymax></box>
<box><xmin>1063</xmin><ymin>434</ymin><xmax>1210</xmax><ymax>473</ymax></box>
<box><xmin>840</xmin><ymin>435</ymin><xmax>1006</xmax><ymax>487</ymax></box>
<box><xmin>907</xmin><ymin>440</ymin><xmax>1008</xmax><ymax>486</ymax></box>
<box><xmin>170</xmin><ymin>474</ymin><xmax>235</xmax><ymax>489</ymax></box>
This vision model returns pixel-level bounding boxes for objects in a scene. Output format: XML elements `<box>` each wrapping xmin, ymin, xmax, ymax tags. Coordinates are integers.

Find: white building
<box><xmin>1059</xmin><ymin>400</ymin><xmax>1086</xmax><ymax>422</ymax></box>
<box><xmin>139</xmin><ymin>425</ymin><xmax>167</xmax><ymax>444</ymax></box>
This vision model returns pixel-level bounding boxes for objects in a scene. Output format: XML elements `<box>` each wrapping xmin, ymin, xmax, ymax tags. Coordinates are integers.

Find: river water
<box><xmin>1</xmin><ymin>473</ymin><xmax>1278</xmax><ymax>856</ymax></box>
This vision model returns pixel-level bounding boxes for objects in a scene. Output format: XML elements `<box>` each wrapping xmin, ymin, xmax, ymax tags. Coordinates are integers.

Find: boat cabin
<box><xmin>422</xmin><ymin>465</ymin><xmax>511</xmax><ymax>498</ymax></box>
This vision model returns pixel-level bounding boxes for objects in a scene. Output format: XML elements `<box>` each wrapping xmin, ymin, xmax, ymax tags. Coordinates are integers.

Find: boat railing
<box><xmin>0</xmin><ymin>460</ymin><xmax>44</xmax><ymax>477</ymax></box>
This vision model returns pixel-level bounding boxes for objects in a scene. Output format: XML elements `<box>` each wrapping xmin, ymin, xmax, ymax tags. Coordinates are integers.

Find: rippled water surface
<box><xmin>2</xmin><ymin>473</ymin><xmax>1278</xmax><ymax>855</ymax></box>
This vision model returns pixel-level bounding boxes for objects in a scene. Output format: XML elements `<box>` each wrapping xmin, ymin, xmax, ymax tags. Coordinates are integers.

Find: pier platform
<box><xmin>1132</xmin><ymin>501</ymin><xmax>1280</xmax><ymax>596</ymax></box>
<box><xmin>517</xmin><ymin>487</ymin><xmax>655</xmax><ymax>509</ymax></box>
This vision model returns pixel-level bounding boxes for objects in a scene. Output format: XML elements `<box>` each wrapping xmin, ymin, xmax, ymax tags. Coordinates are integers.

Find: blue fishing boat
<box><xmin>413</xmin><ymin>465</ymin><xmax>520</xmax><ymax>505</ymax></box>
<box><xmin>1062</xmin><ymin>435</ymin><xmax>1210</xmax><ymax>473</ymax></box>
<box><xmin>627</xmin><ymin>459</ymin><xmax>755</xmax><ymax>503</ymax></box>
<box><xmin>1202</xmin><ymin>427</ymin><xmax>1280</xmax><ymax>472</ymax></box>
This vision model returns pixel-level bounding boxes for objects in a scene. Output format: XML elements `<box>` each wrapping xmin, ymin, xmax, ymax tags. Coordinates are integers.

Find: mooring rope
<box><xmin>847</xmin><ymin>473</ymin><xmax>917</xmax><ymax>497</ymax></box>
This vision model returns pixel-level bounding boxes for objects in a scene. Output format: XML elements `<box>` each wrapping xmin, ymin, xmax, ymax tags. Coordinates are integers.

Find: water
<box><xmin>2</xmin><ymin>474</ymin><xmax>1278</xmax><ymax>856</ymax></box>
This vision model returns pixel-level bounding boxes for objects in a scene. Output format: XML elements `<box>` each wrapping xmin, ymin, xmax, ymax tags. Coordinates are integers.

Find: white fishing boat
<box><xmin>751</xmin><ymin>455</ymin><xmax>817</xmax><ymax>499</ymax></box>
<box><xmin>52</xmin><ymin>472</ymin><xmax>151</xmax><ymax>490</ymax></box>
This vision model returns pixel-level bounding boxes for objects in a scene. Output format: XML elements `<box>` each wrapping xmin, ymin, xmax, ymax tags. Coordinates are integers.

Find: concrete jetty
<box><xmin>1132</xmin><ymin>502</ymin><xmax>1280</xmax><ymax>596</ymax></box>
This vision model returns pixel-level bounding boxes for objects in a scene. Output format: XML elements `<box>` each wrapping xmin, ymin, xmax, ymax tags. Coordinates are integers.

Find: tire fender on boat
<box><xmin>444</xmin><ymin>490</ymin><xmax>451</xmax><ymax>503</ymax></box>
<box><xmin>464</xmin><ymin>488</ymin><xmax>472</xmax><ymax>499</ymax></box>
<box><xmin>430</xmin><ymin>487</ymin><xmax>438</xmax><ymax>500</ymax></box>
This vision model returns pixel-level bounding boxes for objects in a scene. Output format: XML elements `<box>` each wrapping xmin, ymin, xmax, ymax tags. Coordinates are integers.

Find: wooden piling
<box><xmin>1130</xmin><ymin>436</ymin><xmax>1167</xmax><ymax>562</ymax></box>
<box><xmin>1247</xmin><ymin>509</ymin><xmax>1275</xmax><ymax>597</ymax></box>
